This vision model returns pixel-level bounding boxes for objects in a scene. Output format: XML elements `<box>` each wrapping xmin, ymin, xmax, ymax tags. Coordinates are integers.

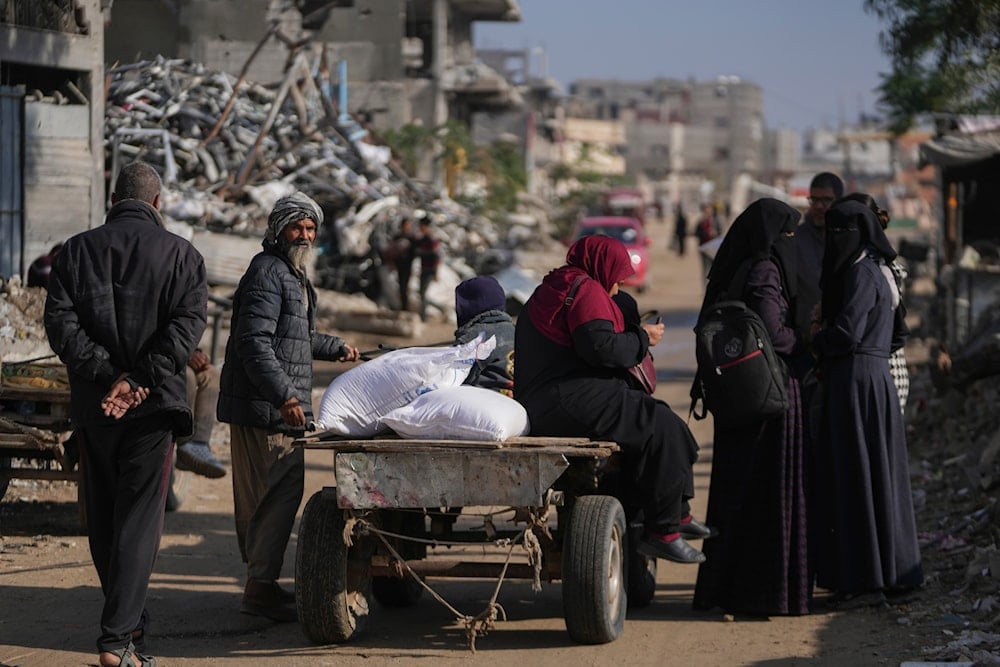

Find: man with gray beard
<box><xmin>217</xmin><ymin>192</ymin><xmax>359</xmax><ymax>621</ymax></box>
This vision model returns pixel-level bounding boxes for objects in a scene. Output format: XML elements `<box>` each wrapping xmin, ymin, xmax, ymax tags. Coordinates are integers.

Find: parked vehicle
<box><xmin>569</xmin><ymin>216</ymin><xmax>651</xmax><ymax>292</ymax></box>
<box><xmin>601</xmin><ymin>188</ymin><xmax>647</xmax><ymax>227</ymax></box>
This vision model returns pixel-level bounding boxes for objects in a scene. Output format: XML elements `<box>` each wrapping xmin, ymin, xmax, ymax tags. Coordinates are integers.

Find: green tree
<box><xmin>865</xmin><ymin>0</ymin><xmax>1000</xmax><ymax>133</ymax></box>
<box><xmin>381</xmin><ymin>123</ymin><xmax>434</xmax><ymax>175</ymax></box>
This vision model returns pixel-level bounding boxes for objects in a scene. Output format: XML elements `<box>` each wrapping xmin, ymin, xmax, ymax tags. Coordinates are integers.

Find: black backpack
<box><xmin>690</xmin><ymin>260</ymin><xmax>789</xmax><ymax>426</ymax></box>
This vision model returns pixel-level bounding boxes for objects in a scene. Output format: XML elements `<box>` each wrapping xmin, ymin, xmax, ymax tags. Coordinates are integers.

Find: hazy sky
<box><xmin>474</xmin><ymin>0</ymin><xmax>893</xmax><ymax>132</ymax></box>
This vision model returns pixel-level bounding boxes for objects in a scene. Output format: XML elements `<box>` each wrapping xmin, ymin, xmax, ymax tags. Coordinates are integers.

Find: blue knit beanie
<box><xmin>455</xmin><ymin>275</ymin><xmax>506</xmax><ymax>326</ymax></box>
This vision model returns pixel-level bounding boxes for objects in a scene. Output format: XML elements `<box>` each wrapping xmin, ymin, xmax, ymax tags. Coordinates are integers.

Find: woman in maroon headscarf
<box><xmin>515</xmin><ymin>235</ymin><xmax>707</xmax><ymax>564</ymax></box>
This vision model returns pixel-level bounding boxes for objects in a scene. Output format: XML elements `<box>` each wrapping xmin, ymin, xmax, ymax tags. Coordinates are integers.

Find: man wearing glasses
<box><xmin>793</xmin><ymin>171</ymin><xmax>844</xmax><ymax>375</ymax></box>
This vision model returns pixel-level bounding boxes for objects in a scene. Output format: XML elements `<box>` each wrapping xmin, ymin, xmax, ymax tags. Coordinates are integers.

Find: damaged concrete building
<box><xmin>104</xmin><ymin>0</ymin><xmax>524</xmax><ymax>132</ymax></box>
<box><xmin>0</xmin><ymin>0</ymin><xmax>108</xmax><ymax>279</ymax></box>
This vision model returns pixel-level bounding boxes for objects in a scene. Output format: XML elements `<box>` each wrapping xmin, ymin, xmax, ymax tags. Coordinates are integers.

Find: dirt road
<box><xmin>1</xmin><ymin>220</ymin><xmax>927</xmax><ymax>666</ymax></box>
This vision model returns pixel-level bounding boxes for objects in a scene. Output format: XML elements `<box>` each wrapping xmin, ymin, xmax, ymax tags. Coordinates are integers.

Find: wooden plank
<box><xmin>296</xmin><ymin>434</ymin><xmax>618</xmax><ymax>451</ymax></box>
<box><xmin>0</xmin><ymin>386</ymin><xmax>71</xmax><ymax>402</ymax></box>
<box><xmin>334</xmin><ymin>450</ymin><xmax>570</xmax><ymax>509</ymax></box>
<box><xmin>0</xmin><ymin>468</ymin><xmax>76</xmax><ymax>482</ymax></box>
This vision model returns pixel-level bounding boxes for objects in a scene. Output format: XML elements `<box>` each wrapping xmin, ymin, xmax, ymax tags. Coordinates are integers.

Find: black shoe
<box><xmin>679</xmin><ymin>517</ymin><xmax>717</xmax><ymax>540</ymax></box>
<box><xmin>276</xmin><ymin>583</ymin><xmax>295</xmax><ymax>604</ymax></box>
<box><xmin>241</xmin><ymin>578</ymin><xmax>298</xmax><ymax>622</ymax></box>
<box><xmin>637</xmin><ymin>535</ymin><xmax>706</xmax><ymax>564</ymax></box>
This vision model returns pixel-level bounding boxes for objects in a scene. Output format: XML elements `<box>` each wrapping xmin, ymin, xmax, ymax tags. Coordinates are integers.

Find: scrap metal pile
<box><xmin>103</xmin><ymin>54</ymin><xmax>528</xmax><ymax>304</ymax></box>
<box><xmin>901</xmin><ymin>320</ymin><xmax>1000</xmax><ymax>661</ymax></box>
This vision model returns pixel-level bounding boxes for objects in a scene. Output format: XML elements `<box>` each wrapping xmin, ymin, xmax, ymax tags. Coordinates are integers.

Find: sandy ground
<box><xmin>0</xmin><ymin>219</ymin><xmax>932</xmax><ymax>666</ymax></box>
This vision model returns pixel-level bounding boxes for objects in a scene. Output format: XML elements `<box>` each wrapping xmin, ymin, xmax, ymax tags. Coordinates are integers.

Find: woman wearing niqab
<box><xmin>810</xmin><ymin>198</ymin><xmax>923</xmax><ymax>607</ymax></box>
<box><xmin>515</xmin><ymin>235</ymin><xmax>708</xmax><ymax>565</ymax></box>
<box><xmin>691</xmin><ymin>198</ymin><xmax>812</xmax><ymax>616</ymax></box>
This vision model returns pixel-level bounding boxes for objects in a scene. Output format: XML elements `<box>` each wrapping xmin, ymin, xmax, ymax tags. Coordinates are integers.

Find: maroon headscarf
<box><xmin>526</xmin><ymin>235</ymin><xmax>635</xmax><ymax>347</ymax></box>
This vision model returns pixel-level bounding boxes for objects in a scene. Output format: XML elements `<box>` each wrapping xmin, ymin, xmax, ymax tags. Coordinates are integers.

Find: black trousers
<box><xmin>522</xmin><ymin>378</ymin><xmax>697</xmax><ymax>532</ymax></box>
<box><xmin>78</xmin><ymin>415</ymin><xmax>172</xmax><ymax>654</ymax></box>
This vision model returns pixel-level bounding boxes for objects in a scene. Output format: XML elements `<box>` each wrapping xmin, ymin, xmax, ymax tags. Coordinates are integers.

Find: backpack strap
<box><xmin>721</xmin><ymin>258</ymin><xmax>757</xmax><ymax>302</ymax></box>
<box><xmin>564</xmin><ymin>274</ymin><xmax>588</xmax><ymax>308</ymax></box>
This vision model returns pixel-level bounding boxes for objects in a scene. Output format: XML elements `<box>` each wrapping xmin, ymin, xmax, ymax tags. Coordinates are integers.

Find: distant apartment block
<box><xmin>104</xmin><ymin>0</ymin><xmax>523</xmax><ymax>131</ymax></box>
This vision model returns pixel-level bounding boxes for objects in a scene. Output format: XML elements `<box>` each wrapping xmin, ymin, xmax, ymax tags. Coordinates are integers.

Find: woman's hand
<box><xmin>642</xmin><ymin>322</ymin><xmax>664</xmax><ymax>346</ymax></box>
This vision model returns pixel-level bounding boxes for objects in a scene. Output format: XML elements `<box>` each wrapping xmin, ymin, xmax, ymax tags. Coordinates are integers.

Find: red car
<box><xmin>569</xmin><ymin>216</ymin><xmax>651</xmax><ymax>292</ymax></box>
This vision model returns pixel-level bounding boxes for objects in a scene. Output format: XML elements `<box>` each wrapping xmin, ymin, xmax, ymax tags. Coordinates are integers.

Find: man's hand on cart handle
<box><xmin>338</xmin><ymin>345</ymin><xmax>361</xmax><ymax>362</ymax></box>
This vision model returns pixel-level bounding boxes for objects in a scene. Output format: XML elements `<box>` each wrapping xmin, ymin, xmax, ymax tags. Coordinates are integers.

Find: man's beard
<box><xmin>279</xmin><ymin>238</ymin><xmax>314</xmax><ymax>273</ymax></box>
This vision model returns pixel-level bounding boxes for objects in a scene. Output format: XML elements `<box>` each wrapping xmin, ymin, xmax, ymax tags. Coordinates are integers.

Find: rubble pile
<box><xmin>103</xmin><ymin>54</ymin><xmax>560</xmax><ymax>317</ymax></box>
<box><xmin>903</xmin><ymin>365</ymin><xmax>1000</xmax><ymax>662</ymax></box>
<box><xmin>104</xmin><ymin>55</ymin><xmax>513</xmax><ymax>264</ymax></box>
<box><xmin>0</xmin><ymin>280</ymin><xmax>54</xmax><ymax>364</ymax></box>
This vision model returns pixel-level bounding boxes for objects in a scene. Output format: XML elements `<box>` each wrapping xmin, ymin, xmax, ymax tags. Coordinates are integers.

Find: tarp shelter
<box><xmin>919</xmin><ymin>130</ymin><xmax>1000</xmax><ymax>264</ymax></box>
<box><xmin>919</xmin><ymin>127</ymin><xmax>1000</xmax><ymax>346</ymax></box>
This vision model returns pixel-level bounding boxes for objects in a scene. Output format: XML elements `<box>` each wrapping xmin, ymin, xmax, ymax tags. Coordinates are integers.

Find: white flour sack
<box><xmin>381</xmin><ymin>385</ymin><xmax>530</xmax><ymax>441</ymax></box>
<box><xmin>316</xmin><ymin>334</ymin><xmax>496</xmax><ymax>436</ymax></box>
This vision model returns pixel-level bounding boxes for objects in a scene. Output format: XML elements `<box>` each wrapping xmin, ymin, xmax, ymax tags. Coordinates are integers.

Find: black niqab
<box><xmin>820</xmin><ymin>199</ymin><xmax>897</xmax><ymax>320</ymax></box>
<box><xmin>702</xmin><ymin>198</ymin><xmax>800</xmax><ymax>310</ymax></box>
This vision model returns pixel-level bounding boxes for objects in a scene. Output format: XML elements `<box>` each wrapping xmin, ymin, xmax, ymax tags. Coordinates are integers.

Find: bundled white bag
<box><xmin>316</xmin><ymin>334</ymin><xmax>496</xmax><ymax>436</ymax></box>
<box><xmin>381</xmin><ymin>385</ymin><xmax>530</xmax><ymax>441</ymax></box>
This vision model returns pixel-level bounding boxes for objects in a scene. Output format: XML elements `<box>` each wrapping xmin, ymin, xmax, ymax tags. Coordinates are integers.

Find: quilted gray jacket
<box><xmin>217</xmin><ymin>249</ymin><xmax>346</xmax><ymax>433</ymax></box>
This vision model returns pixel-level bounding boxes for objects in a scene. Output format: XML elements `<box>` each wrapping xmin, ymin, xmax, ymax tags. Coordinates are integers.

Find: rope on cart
<box><xmin>348</xmin><ymin>500</ymin><xmax>552</xmax><ymax>653</ymax></box>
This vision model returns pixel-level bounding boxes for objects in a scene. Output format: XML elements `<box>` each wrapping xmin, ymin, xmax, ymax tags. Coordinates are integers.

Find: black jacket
<box><xmin>44</xmin><ymin>200</ymin><xmax>208</xmax><ymax>435</ymax></box>
<box><xmin>217</xmin><ymin>248</ymin><xmax>347</xmax><ymax>433</ymax></box>
<box><xmin>454</xmin><ymin>309</ymin><xmax>515</xmax><ymax>394</ymax></box>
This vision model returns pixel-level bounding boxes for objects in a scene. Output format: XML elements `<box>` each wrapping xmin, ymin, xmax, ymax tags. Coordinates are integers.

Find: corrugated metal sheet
<box><xmin>0</xmin><ymin>86</ymin><xmax>25</xmax><ymax>280</ymax></box>
<box><xmin>22</xmin><ymin>102</ymin><xmax>93</xmax><ymax>263</ymax></box>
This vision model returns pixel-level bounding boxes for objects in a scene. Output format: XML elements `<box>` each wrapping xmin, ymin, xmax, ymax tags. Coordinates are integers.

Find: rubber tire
<box><xmin>296</xmin><ymin>491</ymin><xmax>374</xmax><ymax>644</ymax></box>
<box><xmin>562</xmin><ymin>494</ymin><xmax>627</xmax><ymax>644</ymax></box>
<box><xmin>626</xmin><ymin>523</ymin><xmax>657</xmax><ymax>608</ymax></box>
<box><xmin>165</xmin><ymin>465</ymin><xmax>190</xmax><ymax>512</ymax></box>
<box><xmin>372</xmin><ymin>575</ymin><xmax>424</xmax><ymax>608</ymax></box>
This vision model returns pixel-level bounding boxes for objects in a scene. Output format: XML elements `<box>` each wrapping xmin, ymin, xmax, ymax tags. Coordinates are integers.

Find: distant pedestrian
<box><xmin>45</xmin><ymin>160</ymin><xmax>207</xmax><ymax>667</ymax></box>
<box><xmin>390</xmin><ymin>218</ymin><xmax>416</xmax><ymax>311</ymax></box>
<box><xmin>694</xmin><ymin>203</ymin><xmax>722</xmax><ymax>277</ymax></box>
<box><xmin>26</xmin><ymin>243</ymin><xmax>62</xmax><ymax>288</ymax></box>
<box><xmin>673</xmin><ymin>204</ymin><xmax>688</xmax><ymax>256</ymax></box>
<box><xmin>415</xmin><ymin>218</ymin><xmax>442</xmax><ymax>322</ymax></box>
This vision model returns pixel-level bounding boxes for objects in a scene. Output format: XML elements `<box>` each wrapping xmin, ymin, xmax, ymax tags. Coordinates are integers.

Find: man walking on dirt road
<box><xmin>44</xmin><ymin>160</ymin><xmax>208</xmax><ymax>667</ymax></box>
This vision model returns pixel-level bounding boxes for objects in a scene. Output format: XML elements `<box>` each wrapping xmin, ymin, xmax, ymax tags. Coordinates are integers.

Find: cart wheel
<box><xmin>626</xmin><ymin>523</ymin><xmax>657</xmax><ymax>608</ymax></box>
<box><xmin>165</xmin><ymin>466</ymin><xmax>190</xmax><ymax>512</ymax></box>
<box><xmin>296</xmin><ymin>491</ymin><xmax>374</xmax><ymax>644</ymax></box>
<box><xmin>372</xmin><ymin>575</ymin><xmax>424</xmax><ymax>608</ymax></box>
<box><xmin>562</xmin><ymin>494</ymin><xmax>626</xmax><ymax>644</ymax></box>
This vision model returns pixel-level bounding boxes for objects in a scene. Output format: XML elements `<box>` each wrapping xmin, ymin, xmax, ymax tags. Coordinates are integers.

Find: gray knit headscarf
<box><xmin>264</xmin><ymin>192</ymin><xmax>324</xmax><ymax>247</ymax></box>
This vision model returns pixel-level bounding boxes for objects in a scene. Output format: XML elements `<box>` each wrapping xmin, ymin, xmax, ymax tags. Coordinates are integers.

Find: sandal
<box><xmin>131</xmin><ymin>609</ymin><xmax>150</xmax><ymax>653</ymax></box>
<box><xmin>99</xmin><ymin>641</ymin><xmax>157</xmax><ymax>667</ymax></box>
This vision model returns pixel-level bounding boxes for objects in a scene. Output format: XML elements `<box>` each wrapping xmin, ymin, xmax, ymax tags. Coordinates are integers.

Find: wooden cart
<box><xmin>292</xmin><ymin>434</ymin><xmax>657</xmax><ymax>647</ymax></box>
<box><xmin>0</xmin><ymin>361</ymin><xmax>191</xmax><ymax>511</ymax></box>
